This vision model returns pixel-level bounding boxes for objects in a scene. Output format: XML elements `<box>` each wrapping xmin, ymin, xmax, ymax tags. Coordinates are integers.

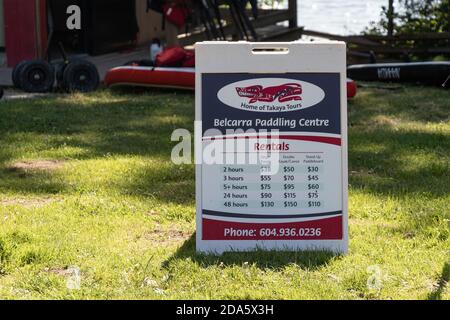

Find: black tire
<box><xmin>0</xmin><ymin>86</ymin><xmax>4</xmax><ymax>99</ymax></box>
<box><xmin>19</xmin><ymin>60</ymin><xmax>55</xmax><ymax>93</ymax></box>
<box><xmin>62</xmin><ymin>60</ymin><xmax>100</xmax><ymax>93</ymax></box>
<box><xmin>12</xmin><ymin>60</ymin><xmax>29</xmax><ymax>89</ymax></box>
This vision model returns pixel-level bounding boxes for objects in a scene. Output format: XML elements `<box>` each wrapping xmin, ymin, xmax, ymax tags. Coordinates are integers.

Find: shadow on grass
<box><xmin>0</xmin><ymin>90</ymin><xmax>195</xmax><ymax>200</ymax></box>
<box><xmin>0</xmin><ymin>87</ymin><xmax>448</xmax><ymax>205</ymax></box>
<box><xmin>0</xmin><ymin>90</ymin><xmax>194</xmax><ymax>163</ymax></box>
<box><xmin>349</xmin><ymin>85</ymin><xmax>450</xmax><ymax>124</ymax></box>
<box><xmin>348</xmin><ymin>127</ymin><xmax>449</xmax><ymax>198</ymax></box>
<box><xmin>427</xmin><ymin>262</ymin><xmax>450</xmax><ymax>300</ymax></box>
<box><xmin>109</xmin><ymin>160</ymin><xmax>195</xmax><ymax>205</ymax></box>
<box><xmin>163</xmin><ymin>234</ymin><xmax>339</xmax><ymax>271</ymax></box>
<box><xmin>0</xmin><ymin>167</ymin><xmax>68</xmax><ymax>195</ymax></box>
<box><xmin>348</xmin><ymin>86</ymin><xmax>449</xmax><ymax>198</ymax></box>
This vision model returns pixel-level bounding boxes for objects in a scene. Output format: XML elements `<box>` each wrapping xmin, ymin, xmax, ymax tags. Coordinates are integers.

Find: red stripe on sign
<box><xmin>203</xmin><ymin>135</ymin><xmax>341</xmax><ymax>146</ymax></box>
<box><xmin>279</xmin><ymin>135</ymin><xmax>341</xmax><ymax>146</ymax></box>
<box><xmin>202</xmin><ymin>216</ymin><xmax>343</xmax><ymax>240</ymax></box>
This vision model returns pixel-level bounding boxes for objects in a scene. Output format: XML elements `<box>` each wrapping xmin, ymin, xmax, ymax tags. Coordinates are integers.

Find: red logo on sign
<box><xmin>236</xmin><ymin>83</ymin><xmax>302</xmax><ymax>104</ymax></box>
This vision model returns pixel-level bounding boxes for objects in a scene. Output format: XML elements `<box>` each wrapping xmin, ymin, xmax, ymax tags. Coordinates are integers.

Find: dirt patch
<box><xmin>145</xmin><ymin>210</ymin><xmax>159</xmax><ymax>217</ymax></box>
<box><xmin>0</xmin><ymin>197</ymin><xmax>58</xmax><ymax>208</ymax></box>
<box><xmin>141</xmin><ymin>226</ymin><xmax>191</xmax><ymax>246</ymax></box>
<box><xmin>8</xmin><ymin>160</ymin><xmax>65</xmax><ymax>172</ymax></box>
<box><xmin>44</xmin><ymin>267</ymin><xmax>80</xmax><ymax>277</ymax></box>
<box><xmin>372</xmin><ymin>115</ymin><xmax>400</xmax><ymax>127</ymax></box>
<box><xmin>1</xmin><ymin>89</ymin><xmax>50</xmax><ymax>101</ymax></box>
<box><xmin>350</xmin><ymin>169</ymin><xmax>376</xmax><ymax>178</ymax></box>
<box><xmin>45</xmin><ymin>268</ymin><xmax>70</xmax><ymax>276</ymax></box>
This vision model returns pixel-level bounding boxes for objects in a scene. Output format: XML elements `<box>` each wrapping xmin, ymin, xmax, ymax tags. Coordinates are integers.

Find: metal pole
<box><xmin>289</xmin><ymin>0</ymin><xmax>298</xmax><ymax>29</ymax></box>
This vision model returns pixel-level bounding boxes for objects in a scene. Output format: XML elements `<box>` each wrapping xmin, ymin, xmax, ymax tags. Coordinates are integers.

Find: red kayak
<box><xmin>105</xmin><ymin>66</ymin><xmax>195</xmax><ymax>90</ymax></box>
<box><xmin>347</xmin><ymin>78</ymin><xmax>357</xmax><ymax>98</ymax></box>
<box><xmin>105</xmin><ymin>66</ymin><xmax>357</xmax><ymax>98</ymax></box>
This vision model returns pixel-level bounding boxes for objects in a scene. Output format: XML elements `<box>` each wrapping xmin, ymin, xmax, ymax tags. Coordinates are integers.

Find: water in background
<box><xmin>297</xmin><ymin>0</ymin><xmax>390</xmax><ymax>35</ymax></box>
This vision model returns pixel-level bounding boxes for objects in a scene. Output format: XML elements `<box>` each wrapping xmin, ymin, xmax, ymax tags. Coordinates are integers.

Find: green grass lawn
<box><xmin>0</xmin><ymin>85</ymin><xmax>448</xmax><ymax>300</ymax></box>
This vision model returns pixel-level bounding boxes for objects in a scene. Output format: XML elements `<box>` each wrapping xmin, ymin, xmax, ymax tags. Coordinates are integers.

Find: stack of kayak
<box><xmin>347</xmin><ymin>61</ymin><xmax>450</xmax><ymax>87</ymax></box>
<box><xmin>105</xmin><ymin>66</ymin><xmax>195</xmax><ymax>90</ymax></box>
<box><xmin>105</xmin><ymin>46</ymin><xmax>359</xmax><ymax>99</ymax></box>
<box><xmin>105</xmin><ymin>46</ymin><xmax>195</xmax><ymax>90</ymax></box>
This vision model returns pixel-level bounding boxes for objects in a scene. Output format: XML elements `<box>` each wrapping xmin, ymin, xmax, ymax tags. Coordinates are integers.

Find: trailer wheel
<box><xmin>12</xmin><ymin>60</ymin><xmax>29</xmax><ymax>89</ymax></box>
<box><xmin>62</xmin><ymin>60</ymin><xmax>100</xmax><ymax>93</ymax></box>
<box><xmin>19</xmin><ymin>60</ymin><xmax>55</xmax><ymax>93</ymax></box>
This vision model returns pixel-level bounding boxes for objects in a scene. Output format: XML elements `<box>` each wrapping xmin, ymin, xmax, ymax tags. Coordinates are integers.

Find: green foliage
<box><xmin>365</xmin><ymin>1</ymin><xmax>450</xmax><ymax>59</ymax></box>
<box><xmin>367</xmin><ymin>0</ymin><xmax>449</xmax><ymax>34</ymax></box>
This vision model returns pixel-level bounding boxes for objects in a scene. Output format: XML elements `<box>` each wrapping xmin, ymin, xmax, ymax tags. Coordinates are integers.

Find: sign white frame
<box><xmin>195</xmin><ymin>41</ymin><xmax>348</xmax><ymax>254</ymax></box>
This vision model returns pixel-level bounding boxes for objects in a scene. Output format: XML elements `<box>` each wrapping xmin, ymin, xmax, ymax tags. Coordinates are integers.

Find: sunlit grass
<box><xmin>0</xmin><ymin>86</ymin><xmax>448</xmax><ymax>300</ymax></box>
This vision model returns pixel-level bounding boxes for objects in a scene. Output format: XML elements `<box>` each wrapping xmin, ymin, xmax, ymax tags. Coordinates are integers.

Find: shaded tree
<box><xmin>366</xmin><ymin>0</ymin><xmax>449</xmax><ymax>35</ymax></box>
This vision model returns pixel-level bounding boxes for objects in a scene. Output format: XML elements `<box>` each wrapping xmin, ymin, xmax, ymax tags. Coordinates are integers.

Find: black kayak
<box><xmin>347</xmin><ymin>61</ymin><xmax>450</xmax><ymax>87</ymax></box>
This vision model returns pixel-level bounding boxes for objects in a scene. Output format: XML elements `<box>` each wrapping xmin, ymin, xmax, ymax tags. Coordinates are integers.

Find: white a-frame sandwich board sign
<box><xmin>196</xmin><ymin>41</ymin><xmax>348</xmax><ymax>254</ymax></box>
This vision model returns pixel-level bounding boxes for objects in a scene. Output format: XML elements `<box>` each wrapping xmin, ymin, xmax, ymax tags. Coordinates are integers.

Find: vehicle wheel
<box><xmin>12</xmin><ymin>60</ymin><xmax>29</xmax><ymax>89</ymax></box>
<box><xmin>62</xmin><ymin>60</ymin><xmax>100</xmax><ymax>93</ymax></box>
<box><xmin>0</xmin><ymin>86</ymin><xmax>4</xmax><ymax>99</ymax></box>
<box><xmin>19</xmin><ymin>60</ymin><xmax>55</xmax><ymax>93</ymax></box>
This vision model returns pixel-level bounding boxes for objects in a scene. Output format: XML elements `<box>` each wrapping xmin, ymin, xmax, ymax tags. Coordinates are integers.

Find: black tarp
<box><xmin>85</xmin><ymin>0</ymin><xmax>139</xmax><ymax>55</ymax></box>
<box><xmin>48</xmin><ymin>0</ymin><xmax>87</xmax><ymax>54</ymax></box>
<box><xmin>48</xmin><ymin>0</ymin><xmax>139</xmax><ymax>56</ymax></box>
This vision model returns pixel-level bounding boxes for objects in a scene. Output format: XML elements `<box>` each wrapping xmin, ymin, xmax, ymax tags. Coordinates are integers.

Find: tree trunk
<box><xmin>387</xmin><ymin>0</ymin><xmax>395</xmax><ymax>36</ymax></box>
